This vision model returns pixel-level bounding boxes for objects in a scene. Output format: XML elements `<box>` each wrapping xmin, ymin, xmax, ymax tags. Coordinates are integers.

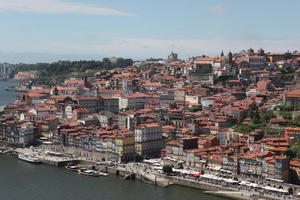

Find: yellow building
<box><xmin>115</xmin><ymin>133</ymin><xmax>135</xmax><ymax>162</ymax></box>
<box><xmin>185</xmin><ymin>95</ymin><xmax>200</xmax><ymax>104</ymax></box>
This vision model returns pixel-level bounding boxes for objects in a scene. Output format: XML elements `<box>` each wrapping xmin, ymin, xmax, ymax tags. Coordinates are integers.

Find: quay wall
<box><xmin>166</xmin><ymin>176</ymin><xmax>250</xmax><ymax>200</ymax></box>
<box><xmin>167</xmin><ymin>176</ymin><xmax>223</xmax><ymax>191</ymax></box>
<box><xmin>10</xmin><ymin>148</ymin><xmax>300</xmax><ymax>200</ymax></box>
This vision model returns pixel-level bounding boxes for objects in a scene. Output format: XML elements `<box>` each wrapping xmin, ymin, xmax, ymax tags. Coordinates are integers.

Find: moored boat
<box><xmin>77</xmin><ymin>169</ymin><xmax>101</xmax><ymax>177</ymax></box>
<box><xmin>98</xmin><ymin>172</ymin><xmax>109</xmax><ymax>177</ymax></box>
<box><xmin>18</xmin><ymin>153</ymin><xmax>41</xmax><ymax>163</ymax></box>
<box><xmin>65</xmin><ymin>165</ymin><xmax>79</xmax><ymax>171</ymax></box>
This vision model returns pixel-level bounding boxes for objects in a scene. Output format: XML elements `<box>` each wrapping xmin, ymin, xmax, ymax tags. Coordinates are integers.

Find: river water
<box><xmin>0</xmin><ymin>81</ymin><xmax>229</xmax><ymax>200</ymax></box>
<box><xmin>0</xmin><ymin>157</ymin><xmax>230</xmax><ymax>200</ymax></box>
<box><xmin>0</xmin><ymin>80</ymin><xmax>18</xmax><ymax>106</ymax></box>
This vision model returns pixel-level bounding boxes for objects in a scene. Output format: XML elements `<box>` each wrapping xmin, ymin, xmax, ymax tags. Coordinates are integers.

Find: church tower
<box><xmin>221</xmin><ymin>50</ymin><xmax>224</xmax><ymax>57</ymax></box>
<box><xmin>228</xmin><ymin>51</ymin><xmax>233</xmax><ymax>64</ymax></box>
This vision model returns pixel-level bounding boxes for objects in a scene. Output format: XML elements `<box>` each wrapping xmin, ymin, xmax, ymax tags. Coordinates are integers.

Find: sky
<box><xmin>0</xmin><ymin>0</ymin><xmax>300</xmax><ymax>63</ymax></box>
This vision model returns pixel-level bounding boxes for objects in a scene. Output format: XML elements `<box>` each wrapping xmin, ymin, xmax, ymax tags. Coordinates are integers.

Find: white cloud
<box><xmin>207</xmin><ymin>5</ymin><xmax>228</xmax><ymax>13</ymax></box>
<box><xmin>0</xmin><ymin>0</ymin><xmax>135</xmax><ymax>16</ymax></box>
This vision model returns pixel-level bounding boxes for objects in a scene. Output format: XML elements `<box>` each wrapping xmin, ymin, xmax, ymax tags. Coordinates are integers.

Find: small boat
<box><xmin>77</xmin><ymin>169</ymin><xmax>108</xmax><ymax>177</ymax></box>
<box><xmin>77</xmin><ymin>169</ymin><xmax>101</xmax><ymax>177</ymax></box>
<box><xmin>98</xmin><ymin>172</ymin><xmax>109</xmax><ymax>177</ymax></box>
<box><xmin>18</xmin><ymin>153</ymin><xmax>41</xmax><ymax>163</ymax></box>
<box><xmin>65</xmin><ymin>165</ymin><xmax>79</xmax><ymax>171</ymax></box>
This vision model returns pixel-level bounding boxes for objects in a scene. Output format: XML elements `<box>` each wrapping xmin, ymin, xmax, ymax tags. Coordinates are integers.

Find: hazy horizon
<box><xmin>0</xmin><ymin>0</ymin><xmax>300</xmax><ymax>63</ymax></box>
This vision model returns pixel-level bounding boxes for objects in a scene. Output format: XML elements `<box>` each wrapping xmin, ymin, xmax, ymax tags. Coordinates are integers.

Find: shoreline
<box><xmin>11</xmin><ymin>146</ymin><xmax>284</xmax><ymax>200</ymax></box>
<box><xmin>12</xmin><ymin>147</ymin><xmax>242</xmax><ymax>199</ymax></box>
<box><xmin>0</xmin><ymin>154</ymin><xmax>240</xmax><ymax>200</ymax></box>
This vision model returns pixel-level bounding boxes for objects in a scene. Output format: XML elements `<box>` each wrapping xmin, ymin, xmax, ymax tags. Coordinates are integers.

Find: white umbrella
<box><xmin>248</xmin><ymin>183</ymin><xmax>258</xmax><ymax>187</ymax></box>
<box><xmin>278</xmin><ymin>189</ymin><xmax>288</xmax><ymax>194</ymax></box>
<box><xmin>239</xmin><ymin>181</ymin><xmax>250</xmax><ymax>185</ymax></box>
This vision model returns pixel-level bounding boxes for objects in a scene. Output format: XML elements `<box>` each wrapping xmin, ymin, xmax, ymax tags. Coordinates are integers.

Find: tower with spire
<box><xmin>228</xmin><ymin>51</ymin><xmax>233</xmax><ymax>65</ymax></box>
<box><xmin>221</xmin><ymin>50</ymin><xmax>224</xmax><ymax>57</ymax></box>
<box><xmin>168</xmin><ymin>51</ymin><xmax>178</xmax><ymax>62</ymax></box>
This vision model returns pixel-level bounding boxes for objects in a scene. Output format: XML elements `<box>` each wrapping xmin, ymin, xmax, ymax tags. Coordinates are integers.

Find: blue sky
<box><xmin>0</xmin><ymin>0</ymin><xmax>299</xmax><ymax>63</ymax></box>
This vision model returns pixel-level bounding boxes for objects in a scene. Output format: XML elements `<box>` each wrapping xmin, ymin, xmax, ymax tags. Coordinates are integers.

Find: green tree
<box><xmin>115</xmin><ymin>58</ymin><xmax>133</xmax><ymax>68</ymax></box>
<box><xmin>261</xmin><ymin>110</ymin><xmax>275</xmax><ymax>122</ymax></box>
<box><xmin>287</xmin><ymin>144</ymin><xmax>300</xmax><ymax>159</ymax></box>
<box><xmin>162</xmin><ymin>165</ymin><xmax>173</xmax><ymax>174</ymax></box>
<box><xmin>102</xmin><ymin>58</ymin><xmax>112</xmax><ymax>69</ymax></box>
<box><xmin>248</xmin><ymin>103</ymin><xmax>259</xmax><ymax>119</ymax></box>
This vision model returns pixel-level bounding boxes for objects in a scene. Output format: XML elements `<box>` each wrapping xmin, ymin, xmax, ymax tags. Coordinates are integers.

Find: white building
<box><xmin>135</xmin><ymin>123</ymin><xmax>164</xmax><ymax>158</ymax></box>
<box><xmin>65</xmin><ymin>105</ymin><xmax>73</xmax><ymax>119</ymax></box>
<box><xmin>28</xmin><ymin>107</ymin><xmax>56</xmax><ymax>120</ymax></box>
<box><xmin>120</xmin><ymin>93</ymin><xmax>158</xmax><ymax>110</ymax></box>
<box><xmin>201</xmin><ymin>97</ymin><xmax>215</xmax><ymax>107</ymax></box>
<box><xmin>18</xmin><ymin>122</ymin><xmax>34</xmax><ymax>145</ymax></box>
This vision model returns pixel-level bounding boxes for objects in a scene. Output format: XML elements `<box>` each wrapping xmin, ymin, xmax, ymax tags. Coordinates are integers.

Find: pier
<box><xmin>14</xmin><ymin>148</ymin><xmax>78</xmax><ymax>167</ymax></box>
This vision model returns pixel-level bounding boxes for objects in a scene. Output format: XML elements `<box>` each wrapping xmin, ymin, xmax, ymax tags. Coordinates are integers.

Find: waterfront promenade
<box><xmin>12</xmin><ymin>145</ymin><xmax>300</xmax><ymax>200</ymax></box>
<box><xmin>112</xmin><ymin>162</ymin><xmax>295</xmax><ymax>200</ymax></box>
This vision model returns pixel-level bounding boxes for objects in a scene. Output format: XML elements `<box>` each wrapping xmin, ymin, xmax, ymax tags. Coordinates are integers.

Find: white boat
<box><xmin>65</xmin><ymin>165</ymin><xmax>79</xmax><ymax>171</ymax></box>
<box><xmin>98</xmin><ymin>172</ymin><xmax>109</xmax><ymax>177</ymax></box>
<box><xmin>77</xmin><ymin>170</ymin><xmax>108</xmax><ymax>177</ymax></box>
<box><xmin>18</xmin><ymin>153</ymin><xmax>41</xmax><ymax>163</ymax></box>
<box><xmin>78</xmin><ymin>169</ymin><xmax>100</xmax><ymax>177</ymax></box>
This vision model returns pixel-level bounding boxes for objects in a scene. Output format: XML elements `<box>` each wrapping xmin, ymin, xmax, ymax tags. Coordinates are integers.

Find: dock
<box><xmin>14</xmin><ymin>148</ymin><xmax>78</xmax><ymax>167</ymax></box>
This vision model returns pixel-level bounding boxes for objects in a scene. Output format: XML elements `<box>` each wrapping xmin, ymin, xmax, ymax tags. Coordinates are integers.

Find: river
<box><xmin>0</xmin><ymin>80</ymin><xmax>19</xmax><ymax>106</ymax></box>
<box><xmin>0</xmin><ymin>157</ymin><xmax>230</xmax><ymax>200</ymax></box>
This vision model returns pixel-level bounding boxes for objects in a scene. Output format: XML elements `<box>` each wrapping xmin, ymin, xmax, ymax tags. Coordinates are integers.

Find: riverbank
<box><xmin>10</xmin><ymin>146</ymin><xmax>299</xmax><ymax>200</ymax></box>
<box><xmin>11</xmin><ymin>147</ymin><xmax>240</xmax><ymax>199</ymax></box>
<box><xmin>0</xmin><ymin>156</ymin><xmax>228</xmax><ymax>200</ymax></box>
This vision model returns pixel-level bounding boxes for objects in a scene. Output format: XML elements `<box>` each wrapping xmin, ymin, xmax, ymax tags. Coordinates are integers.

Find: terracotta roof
<box><xmin>286</xmin><ymin>89</ymin><xmax>300</xmax><ymax>98</ymax></box>
<box><xmin>166</xmin><ymin>140</ymin><xmax>180</xmax><ymax>146</ymax></box>
<box><xmin>290</xmin><ymin>160</ymin><xmax>300</xmax><ymax>167</ymax></box>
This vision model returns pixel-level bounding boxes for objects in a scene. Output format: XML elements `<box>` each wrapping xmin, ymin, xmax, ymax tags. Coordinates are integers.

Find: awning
<box><xmin>239</xmin><ymin>181</ymin><xmax>250</xmax><ymax>185</ymax></box>
<box><xmin>222</xmin><ymin>178</ymin><xmax>239</xmax><ymax>183</ymax></box>
<box><xmin>248</xmin><ymin>183</ymin><xmax>258</xmax><ymax>187</ymax></box>
<box><xmin>153</xmin><ymin>166</ymin><xmax>163</xmax><ymax>170</ymax></box>
<box><xmin>178</xmin><ymin>169</ymin><xmax>190</xmax><ymax>174</ymax></box>
<box><xmin>208</xmin><ymin>165</ymin><xmax>222</xmax><ymax>171</ymax></box>
<box><xmin>263</xmin><ymin>186</ymin><xmax>282</xmax><ymax>192</ymax></box>
<box><xmin>278</xmin><ymin>189</ymin><xmax>289</xmax><ymax>194</ymax></box>
<box><xmin>201</xmin><ymin>174</ymin><xmax>219</xmax><ymax>180</ymax></box>
<box><xmin>165</xmin><ymin>157</ymin><xmax>177</xmax><ymax>162</ymax></box>
<box><xmin>152</xmin><ymin>163</ymin><xmax>161</xmax><ymax>166</ymax></box>
<box><xmin>144</xmin><ymin>159</ymin><xmax>161</xmax><ymax>164</ymax></box>
<box><xmin>220</xmin><ymin>169</ymin><xmax>232</xmax><ymax>173</ymax></box>
<box><xmin>193</xmin><ymin>174</ymin><xmax>202</xmax><ymax>177</ymax></box>
<box><xmin>266</xmin><ymin>178</ymin><xmax>284</xmax><ymax>183</ymax></box>
<box><xmin>43</xmin><ymin>141</ymin><xmax>53</xmax><ymax>145</ymax></box>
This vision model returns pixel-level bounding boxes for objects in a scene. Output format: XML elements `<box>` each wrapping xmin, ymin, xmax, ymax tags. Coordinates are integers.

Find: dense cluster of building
<box><xmin>2</xmin><ymin>49</ymin><xmax>300</xmax><ymax>186</ymax></box>
<box><xmin>0</xmin><ymin>63</ymin><xmax>15</xmax><ymax>79</ymax></box>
